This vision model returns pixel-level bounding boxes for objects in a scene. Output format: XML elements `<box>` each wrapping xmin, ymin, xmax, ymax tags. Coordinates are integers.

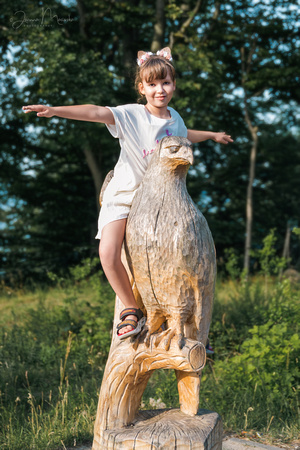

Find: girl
<box><xmin>23</xmin><ymin>48</ymin><xmax>233</xmax><ymax>340</ymax></box>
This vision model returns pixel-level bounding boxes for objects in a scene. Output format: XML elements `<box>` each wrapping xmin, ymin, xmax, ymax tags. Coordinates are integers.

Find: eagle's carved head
<box><xmin>157</xmin><ymin>136</ymin><xmax>194</xmax><ymax>168</ymax></box>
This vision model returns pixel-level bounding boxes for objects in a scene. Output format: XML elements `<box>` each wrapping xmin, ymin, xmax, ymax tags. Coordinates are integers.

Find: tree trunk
<box><xmin>76</xmin><ymin>0</ymin><xmax>103</xmax><ymax>214</ymax></box>
<box><xmin>83</xmin><ymin>146</ymin><xmax>103</xmax><ymax>213</ymax></box>
<box><xmin>244</xmin><ymin>131</ymin><xmax>258</xmax><ymax>274</ymax></box>
<box><xmin>279</xmin><ymin>221</ymin><xmax>291</xmax><ymax>278</ymax></box>
<box><xmin>151</xmin><ymin>0</ymin><xmax>166</xmax><ymax>52</ymax></box>
<box><xmin>282</xmin><ymin>221</ymin><xmax>291</xmax><ymax>261</ymax></box>
<box><xmin>241</xmin><ymin>44</ymin><xmax>259</xmax><ymax>275</ymax></box>
<box><xmin>169</xmin><ymin>0</ymin><xmax>202</xmax><ymax>48</ymax></box>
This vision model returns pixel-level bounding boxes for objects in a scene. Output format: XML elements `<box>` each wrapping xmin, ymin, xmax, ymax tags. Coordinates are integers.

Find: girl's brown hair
<box><xmin>135</xmin><ymin>55</ymin><xmax>176</xmax><ymax>101</ymax></box>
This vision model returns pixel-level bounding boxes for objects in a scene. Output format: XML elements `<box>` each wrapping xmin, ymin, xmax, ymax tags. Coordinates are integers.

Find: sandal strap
<box><xmin>120</xmin><ymin>308</ymin><xmax>143</xmax><ymax>321</ymax></box>
<box><xmin>117</xmin><ymin>319</ymin><xmax>138</xmax><ymax>332</ymax></box>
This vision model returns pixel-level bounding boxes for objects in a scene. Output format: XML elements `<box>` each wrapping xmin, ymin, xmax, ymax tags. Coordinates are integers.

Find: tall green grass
<box><xmin>0</xmin><ymin>253</ymin><xmax>299</xmax><ymax>448</ymax></box>
<box><xmin>0</xmin><ymin>261</ymin><xmax>114</xmax><ymax>449</ymax></box>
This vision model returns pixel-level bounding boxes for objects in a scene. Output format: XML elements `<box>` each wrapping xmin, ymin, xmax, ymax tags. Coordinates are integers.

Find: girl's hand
<box><xmin>22</xmin><ymin>105</ymin><xmax>54</xmax><ymax>118</ymax></box>
<box><xmin>212</xmin><ymin>132</ymin><xmax>234</xmax><ymax>144</ymax></box>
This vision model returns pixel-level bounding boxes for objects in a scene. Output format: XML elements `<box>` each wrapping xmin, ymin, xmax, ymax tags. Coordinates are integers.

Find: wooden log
<box><xmin>98</xmin><ymin>409</ymin><xmax>222</xmax><ymax>450</ymax></box>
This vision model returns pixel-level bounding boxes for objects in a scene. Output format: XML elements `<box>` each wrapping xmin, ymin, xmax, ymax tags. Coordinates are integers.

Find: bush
<box><xmin>202</xmin><ymin>279</ymin><xmax>299</xmax><ymax>431</ymax></box>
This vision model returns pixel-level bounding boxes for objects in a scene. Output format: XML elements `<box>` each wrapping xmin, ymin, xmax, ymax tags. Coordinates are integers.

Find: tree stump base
<box><xmin>98</xmin><ymin>408</ymin><xmax>222</xmax><ymax>449</ymax></box>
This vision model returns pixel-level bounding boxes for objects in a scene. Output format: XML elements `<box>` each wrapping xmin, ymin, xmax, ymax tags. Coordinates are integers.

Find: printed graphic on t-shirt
<box><xmin>142</xmin><ymin>129</ymin><xmax>173</xmax><ymax>158</ymax></box>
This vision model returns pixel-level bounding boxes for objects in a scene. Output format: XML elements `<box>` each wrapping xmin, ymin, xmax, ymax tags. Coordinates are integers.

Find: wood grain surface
<box><xmin>93</xmin><ymin>137</ymin><xmax>219</xmax><ymax>449</ymax></box>
<box><xmin>98</xmin><ymin>408</ymin><xmax>222</xmax><ymax>449</ymax></box>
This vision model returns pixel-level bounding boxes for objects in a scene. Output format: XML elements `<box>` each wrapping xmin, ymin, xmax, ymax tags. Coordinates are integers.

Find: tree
<box><xmin>1</xmin><ymin>0</ymin><xmax>299</xmax><ymax>283</ymax></box>
<box><xmin>169</xmin><ymin>0</ymin><xmax>300</xmax><ymax>271</ymax></box>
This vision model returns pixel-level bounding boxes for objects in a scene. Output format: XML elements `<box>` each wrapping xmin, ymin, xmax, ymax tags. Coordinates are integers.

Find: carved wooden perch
<box><xmin>94</xmin><ymin>326</ymin><xmax>206</xmax><ymax>431</ymax></box>
<box><xmin>93</xmin><ymin>137</ymin><xmax>218</xmax><ymax>450</ymax></box>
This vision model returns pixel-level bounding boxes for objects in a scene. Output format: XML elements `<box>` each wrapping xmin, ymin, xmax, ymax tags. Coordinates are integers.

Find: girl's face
<box><xmin>139</xmin><ymin>72</ymin><xmax>176</xmax><ymax>112</ymax></box>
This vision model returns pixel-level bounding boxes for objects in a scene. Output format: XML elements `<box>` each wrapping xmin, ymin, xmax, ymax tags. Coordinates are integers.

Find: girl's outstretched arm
<box><xmin>187</xmin><ymin>129</ymin><xmax>233</xmax><ymax>144</ymax></box>
<box><xmin>22</xmin><ymin>104</ymin><xmax>115</xmax><ymax>125</ymax></box>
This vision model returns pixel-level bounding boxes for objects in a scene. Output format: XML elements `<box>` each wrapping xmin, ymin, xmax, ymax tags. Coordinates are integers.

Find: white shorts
<box><xmin>95</xmin><ymin>177</ymin><xmax>135</xmax><ymax>240</ymax></box>
<box><xmin>95</xmin><ymin>204</ymin><xmax>129</xmax><ymax>240</ymax></box>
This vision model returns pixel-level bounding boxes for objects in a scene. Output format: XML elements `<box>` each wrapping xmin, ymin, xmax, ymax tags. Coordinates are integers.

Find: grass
<box><xmin>0</xmin><ymin>283</ymin><xmax>102</xmax><ymax>327</ymax></box>
<box><xmin>0</xmin><ymin>265</ymin><xmax>299</xmax><ymax>449</ymax></box>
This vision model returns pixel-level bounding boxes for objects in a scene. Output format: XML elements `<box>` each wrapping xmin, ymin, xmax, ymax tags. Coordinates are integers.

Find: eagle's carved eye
<box><xmin>165</xmin><ymin>145</ymin><xmax>181</xmax><ymax>153</ymax></box>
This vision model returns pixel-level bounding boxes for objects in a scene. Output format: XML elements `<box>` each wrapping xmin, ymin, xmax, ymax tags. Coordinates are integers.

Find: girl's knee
<box><xmin>99</xmin><ymin>242</ymin><xmax>120</xmax><ymax>269</ymax></box>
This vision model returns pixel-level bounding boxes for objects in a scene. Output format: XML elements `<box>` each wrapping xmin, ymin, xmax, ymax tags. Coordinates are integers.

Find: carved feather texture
<box><xmin>125</xmin><ymin>136</ymin><xmax>216</xmax><ymax>345</ymax></box>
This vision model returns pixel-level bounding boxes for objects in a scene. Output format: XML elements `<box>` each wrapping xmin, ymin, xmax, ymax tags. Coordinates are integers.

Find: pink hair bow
<box><xmin>137</xmin><ymin>47</ymin><xmax>173</xmax><ymax>66</ymax></box>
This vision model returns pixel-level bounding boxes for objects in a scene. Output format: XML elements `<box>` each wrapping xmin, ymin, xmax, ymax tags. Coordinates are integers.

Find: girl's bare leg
<box><xmin>99</xmin><ymin>219</ymin><xmax>139</xmax><ymax>335</ymax></box>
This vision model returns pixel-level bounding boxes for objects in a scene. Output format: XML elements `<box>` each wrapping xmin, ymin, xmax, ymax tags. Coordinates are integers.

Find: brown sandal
<box><xmin>117</xmin><ymin>308</ymin><xmax>146</xmax><ymax>340</ymax></box>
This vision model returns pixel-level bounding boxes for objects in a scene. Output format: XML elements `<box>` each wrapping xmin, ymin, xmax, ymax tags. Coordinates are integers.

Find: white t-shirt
<box><xmin>96</xmin><ymin>103</ymin><xmax>187</xmax><ymax>239</ymax></box>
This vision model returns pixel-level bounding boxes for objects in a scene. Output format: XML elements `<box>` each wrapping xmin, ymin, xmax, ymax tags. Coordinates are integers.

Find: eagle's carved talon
<box><xmin>131</xmin><ymin>335</ymin><xmax>141</xmax><ymax>350</ymax></box>
<box><xmin>161</xmin><ymin>328</ymin><xmax>186</xmax><ymax>351</ymax></box>
<box><xmin>144</xmin><ymin>331</ymin><xmax>152</xmax><ymax>347</ymax></box>
<box><xmin>178</xmin><ymin>335</ymin><xmax>185</xmax><ymax>349</ymax></box>
<box><xmin>139</xmin><ymin>325</ymin><xmax>148</xmax><ymax>338</ymax></box>
<box><xmin>163</xmin><ymin>330</ymin><xmax>175</xmax><ymax>351</ymax></box>
<box><xmin>151</xmin><ymin>328</ymin><xmax>170</xmax><ymax>347</ymax></box>
<box><xmin>149</xmin><ymin>331</ymin><xmax>162</xmax><ymax>347</ymax></box>
<box><xmin>153</xmin><ymin>333</ymin><xmax>163</xmax><ymax>347</ymax></box>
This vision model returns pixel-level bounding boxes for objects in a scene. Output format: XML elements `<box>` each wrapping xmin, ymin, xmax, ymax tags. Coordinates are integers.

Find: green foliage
<box><xmin>202</xmin><ymin>278</ymin><xmax>299</xmax><ymax>433</ymax></box>
<box><xmin>142</xmin><ymin>370</ymin><xmax>179</xmax><ymax>410</ymax></box>
<box><xmin>252</xmin><ymin>229</ymin><xmax>287</xmax><ymax>277</ymax></box>
<box><xmin>293</xmin><ymin>227</ymin><xmax>300</xmax><ymax>238</ymax></box>
<box><xmin>203</xmin><ymin>241</ymin><xmax>299</xmax><ymax>436</ymax></box>
<box><xmin>69</xmin><ymin>257</ymin><xmax>100</xmax><ymax>282</ymax></box>
<box><xmin>224</xmin><ymin>247</ymin><xmax>242</xmax><ymax>279</ymax></box>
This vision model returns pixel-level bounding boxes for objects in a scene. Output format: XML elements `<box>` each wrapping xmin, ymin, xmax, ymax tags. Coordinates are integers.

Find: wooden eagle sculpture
<box><xmin>92</xmin><ymin>136</ymin><xmax>218</xmax><ymax>449</ymax></box>
<box><xmin>125</xmin><ymin>135</ymin><xmax>216</xmax><ymax>351</ymax></box>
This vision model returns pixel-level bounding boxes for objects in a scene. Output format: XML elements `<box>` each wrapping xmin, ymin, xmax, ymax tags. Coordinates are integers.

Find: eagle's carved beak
<box><xmin>180</xmin><ymin>145</ymin><xmax>194</xmax><ymax>166</ymax></box>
